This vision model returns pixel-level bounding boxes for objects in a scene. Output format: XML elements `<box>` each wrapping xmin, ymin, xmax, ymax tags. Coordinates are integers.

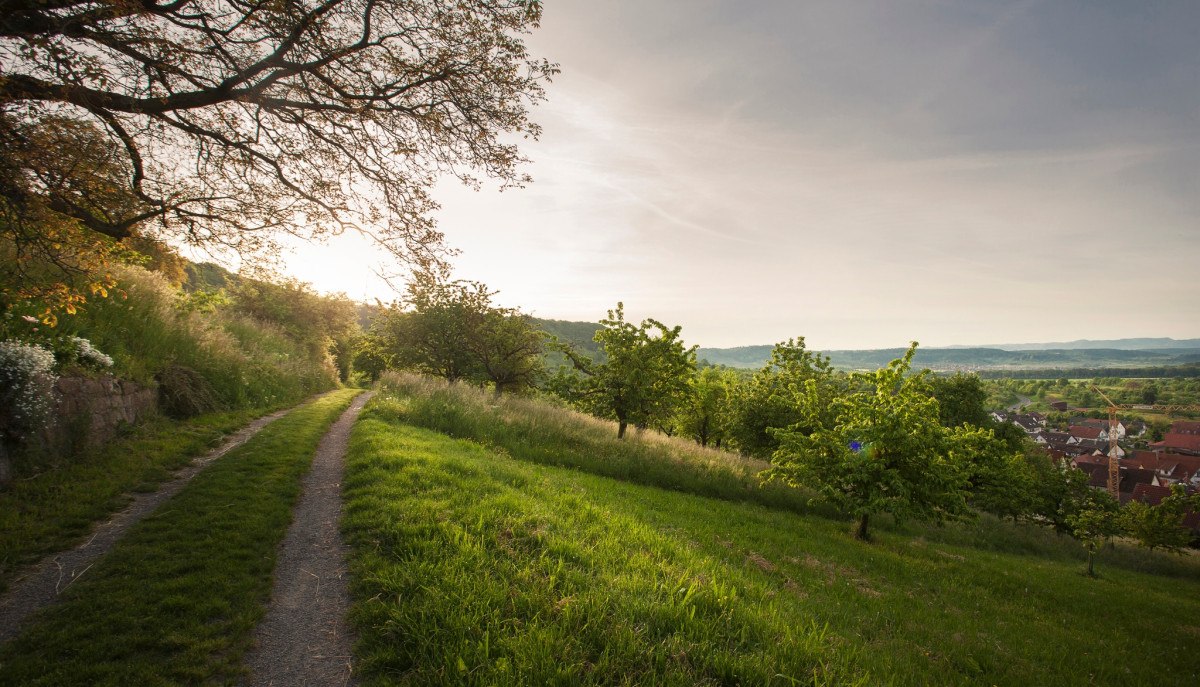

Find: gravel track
<box><xmin>0</xmin><ymin>404</ymin><xmax>294</xmax><ymax>643</ymax></box>
<box><xmin>243</xmin><ymin>391</ymin><xmax>373</xmax><ymax>687</ymax></box>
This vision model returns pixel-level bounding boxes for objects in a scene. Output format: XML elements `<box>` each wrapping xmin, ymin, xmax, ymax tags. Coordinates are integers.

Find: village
<box><xmin>993</xmin><ymin>409</ymin><xmax>1200</xmax><ymax>533</ymax></box>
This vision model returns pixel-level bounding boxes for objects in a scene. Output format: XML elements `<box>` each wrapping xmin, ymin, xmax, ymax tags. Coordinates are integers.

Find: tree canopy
<box><xmin>728</xmin><ymin>338</ymin><xmax>837</xmax><ymax>458</ymax></box>
<box><xmin>559</xmin><ymin>303</ymin><xmax>696</xmax><ymax>439</ymax></box>
<box><xmin>363</xmin><ymin>268</ymin><xmax>543</xmax><ymax>393</ymax></box>
<box><xmin>768</xmin><ymin>344</ymin><xmax>972</xmax><ymax>540</ymax></box>
<box><xmin>1</xmin><ymin>0</ymin><xmax>556</xmax><ymax>315</ymax></box>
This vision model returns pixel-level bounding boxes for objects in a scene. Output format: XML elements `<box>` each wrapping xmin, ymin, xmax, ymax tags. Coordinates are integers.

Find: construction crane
<box><xmin>1086</xmin><ymin>385</ymin><xmax>1200</xmax><ymax>499</ymax></box>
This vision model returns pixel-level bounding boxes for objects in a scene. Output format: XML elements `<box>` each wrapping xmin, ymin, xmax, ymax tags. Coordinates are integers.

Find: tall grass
<box><xmin>61</xmin><ymin>265</ymin><xmax>336</xmax><ymax>408</ymax></box>
<box><xmin>376</xmin><ymin>372</ymin><xmax>826</xmax><ymax>515</ymax></box>
<box><xmin>343</xmin><ymin>416</ymin><xmax>864</xmax><ymax>686</ymax></box>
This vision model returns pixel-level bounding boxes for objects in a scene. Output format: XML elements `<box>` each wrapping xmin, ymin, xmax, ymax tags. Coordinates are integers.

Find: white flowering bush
<box><xmin>69</xmin><ymin>336</ymin><xmax>114</xmax><ymax>369</ymax></box>
<box><xmin>0</xmin><ymin>340</ymin><xmax>59</xmax><ymax>443</ymax></box>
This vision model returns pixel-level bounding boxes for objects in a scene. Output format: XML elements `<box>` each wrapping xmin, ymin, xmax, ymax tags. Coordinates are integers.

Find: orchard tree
<box><xmin>372</xmin><ymin>271</ymin><xmax>482</xmax><ymax>383</ymax></box>
<box><xmin>728</xmin><ymin>338</ymin><xmax>838</xmax><ymax>458</ymax></box>
<box><xmin>364</xmin><ymin>269</ymin><xmax>542</xmax><ymax>392</ymax></box>
<box><xmin>562</xmin><ymin>303</ymin><xmax>695</xmax><ymax>439</ymax></box>
<box><xmin>1</xmin><ymin>0</ymin><xmax>556</xmax><ymax>317</ymax></box>
<box><xmin>1122</xmin><ymin>485</ymin><xmax>1200</xmax><ymax>554</ymax></box>
<box><xmin>676</xmin><ymin>366</ymin><xmax>740</xmax><ymax>448</ymax></box>
<box><xmin>768</xmin><ymin>344</ymin><xmax>971</xmax><ymax>540</ymax></box>
<box><xmin>1066</xmin><ymin>489</ymin><xmax>1122</xmax><ymax>577</ymax></box>
<box><xmin>468</xmin><ymin>307</ymin><xmax>545</xmax><ymax>396</ymax></box>
<box><xmin>950</xmin><ymin>427</ymin><xmax>1035</xmax><ymax>522</ymax></box>
<box><xmin>929</xmin><ymin>372</ymin><xmax>989</xmax><ymax>428</ymax></box>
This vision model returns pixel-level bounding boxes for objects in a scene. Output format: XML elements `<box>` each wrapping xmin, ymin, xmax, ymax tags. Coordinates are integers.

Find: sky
<box><xmin>282</xmin><ymin>0</ymin><xmax>1200</xmax><ymax>350</ymax></box>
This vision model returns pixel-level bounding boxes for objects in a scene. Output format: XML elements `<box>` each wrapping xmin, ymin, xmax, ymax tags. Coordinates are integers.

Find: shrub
<box><xmin>157</xmin><ymin>364</ymin><xmax>221</xmax><ymax>419</ymax></box>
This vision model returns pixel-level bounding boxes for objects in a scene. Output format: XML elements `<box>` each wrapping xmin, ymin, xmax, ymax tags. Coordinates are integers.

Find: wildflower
<box><xmin>0</xmin><ymin>340</ymin><xmax>59</xmax><ymax>441</ymax></box>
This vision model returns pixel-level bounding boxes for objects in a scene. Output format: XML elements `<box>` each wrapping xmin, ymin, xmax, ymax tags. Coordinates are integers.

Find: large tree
<box><xmin>1</xmin><ymin>0</ymin><xmax>555</xmax><ymax>311</ymax></box>
<box><xmin>768</xmin><ymin>344</ymin><xmax>972</xmax><ymax>540</ymax></box>
<box><xmin>366</xmin><ymin>268</ymin><xmax>542</xmax><ymax>393</ymax></box>
<box><xmin>727</xmin><ymin>338</ymin><xmax>838</xmax><ymax>458</ymax></box>
<box><xmin>562</xmin><ymin>303</ymin><xmax>696</xmax><ymax>439</ymax></box>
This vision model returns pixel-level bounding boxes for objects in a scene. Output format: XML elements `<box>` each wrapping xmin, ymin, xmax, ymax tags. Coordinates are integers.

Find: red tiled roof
<box><xmin>1131</xmin><ymin>483</ymin><xmax>1172</xmax><ymax>506</ymax></box>
<box><xmin>1123</xmin><ymin>451</ymin><xmax>1200</xmax><ymax>480</ymax></box>
<box><xmin>1170</xmin><ymin>420</ymin><xmax>1200</xmax><ymax>435</ymax></box>
<box><xmin>1153</xmin><ymin>433</ymin><xmax>1200</xmax><ymax>452</ymax></box>
<box><xmin>1069</xmin><ymin>426</ymin><xmax>1104</xmax><ymax>440</ymax></box>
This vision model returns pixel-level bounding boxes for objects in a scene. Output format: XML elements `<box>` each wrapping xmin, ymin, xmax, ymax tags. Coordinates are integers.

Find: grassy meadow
<box><xmin>343</xmin><ymin>382</ymin><xmax>1200</xmax><ymax>686</ymax></box>
<box><xmin>375</xmin><ymin>372</ymin><xmax>826</xmax><ymax>516</ymax></box>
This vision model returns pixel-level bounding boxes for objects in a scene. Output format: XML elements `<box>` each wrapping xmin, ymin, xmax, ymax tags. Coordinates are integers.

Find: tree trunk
<box><xmin>617</xmin><ymin>421</ymin><xmax>627</xmax><ymax>439</ymax></box>
<box><xmin>1087</xmin><ymin>549</ymin><xmax>1095</xmax><ymax>577</ymax></box>
<box><xmin>854</xmin><ymin>513</ymin><xmax>870</xmax><ymax>541</ymax></box>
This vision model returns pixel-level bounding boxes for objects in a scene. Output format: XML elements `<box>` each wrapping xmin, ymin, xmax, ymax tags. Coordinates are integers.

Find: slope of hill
<box><xmin>342</xmin><ymin>380</ymin><xmax>1200</xmax><ymax>686</ymax></box>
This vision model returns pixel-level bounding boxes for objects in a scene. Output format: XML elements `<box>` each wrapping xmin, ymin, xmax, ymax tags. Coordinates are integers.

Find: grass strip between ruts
<box><xmin>0</xmin><ymin>405</ymin><xmax>285</xmax><ymax>595</ymax></box>
<box><xmin>0</xmin><ymin>388</ymin><xmax>360</xmax><ymax>686</ymax></box>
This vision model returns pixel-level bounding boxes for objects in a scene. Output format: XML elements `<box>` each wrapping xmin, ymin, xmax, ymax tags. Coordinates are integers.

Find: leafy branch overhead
<box><xmin>1</xmin><ymin>0</ymin><xmax>558</xmax><ymax>302</ymax></box>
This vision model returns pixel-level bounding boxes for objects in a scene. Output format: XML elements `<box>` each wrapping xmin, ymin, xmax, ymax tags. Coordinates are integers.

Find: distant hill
<box><xmin>941</xmin><ymin>337</ymin><xmax>1200</xmax><ymax>351</ymax></box>
<box><xmin>697</xmin><ymin>346</ymin><xmax>1200</xmax><ymax>371</ymax></box>
<box><xmin>525</xmin><ymin>318</ymin><xmax>1200</xmax><ymax>373</ymax></box>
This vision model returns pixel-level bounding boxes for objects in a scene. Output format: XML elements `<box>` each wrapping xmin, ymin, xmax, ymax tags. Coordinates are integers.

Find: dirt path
<box><xmin>243</xmin><ymin>391</ymin><xmax>373</xmax><ymax>687</ymax></box>
<box><xmin>0</xmin><ymin>404</ymin><xmax>296</xmax><ymax>643</ymax></box>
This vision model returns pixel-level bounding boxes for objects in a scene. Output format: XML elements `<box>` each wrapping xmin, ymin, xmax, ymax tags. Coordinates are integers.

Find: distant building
<box><xmin>1151</xmin><ymin>433</ymin><xmax>1200</xmax><ymax>456</ymax></box>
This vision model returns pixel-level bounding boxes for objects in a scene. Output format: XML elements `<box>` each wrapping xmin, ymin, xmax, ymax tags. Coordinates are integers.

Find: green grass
<box><xmin>377</xmin><ymin>372</ymin><xmax>829</xmax><ymax>516</ymax></box>
<box><xmin>57</xmin><ymin>264</ymin><xmax>338</xmax><ymax>409</ymax></box>
<box><xmin>0</xmin><ymin>405</ymin><xmax>286</xmax><ymax>594</ymax></box>
<box><xmin>0</xmin><ymin>389</ymin><xmax>360</xmax><ymax>686</ymax></box>
<box><xmin>343</xmin><ymin>396</ymin><xmax>1200</xmax><ymax>686</ymax></box>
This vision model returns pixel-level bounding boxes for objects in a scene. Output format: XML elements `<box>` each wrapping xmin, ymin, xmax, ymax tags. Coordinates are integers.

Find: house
<box><xmin>1071</xmin><ymin>437</ymin><xmax>1123</xmax><ymax>457</ymax></box>
<box><xmin>1069</xmin><ymin>425</ymin><xmax>1107</xmax><ymax>441</ymax></box>
<box><xmin>1050</xmin><ymin>401</ymin><xmax>1068</xmax><ymax>411</ymax></box>
<box><xmin>1011</xmin><ymin>414</ymin><xmax>1043</xmax><ymax>434</ymax></box>
<box><xmin>1076</xmin><ymin>417</ymin><xmax>1125</xmax><ymax>439</ymax></box>
<box><xmin>1150</xmin><ymin>433</ymin><xmax>1200</xmax><ymax>456</ymax></box>
<box><xmin>1130</xmin><ymin>483</ymin><xmax>1172</xmax><ymax>506</ymax></box>
<box><xmin>1070</xmin><ymin>460</ymin><xmax>1153</xmax><ymax>499</ymax></box>
<box><xmin>990</xmin><ymin>411</ymin><xmax>1008</xmax><ymax>424</ymax></box>
<box><xmin>1122</xmin><ymin>451</ymin><xmax>1200</xmax><ymax>487</ymax></box>
<box><xmin>1170</xmin><ymin>420</ymin><xmax>1200</xmax><ymax>435</ymax></box>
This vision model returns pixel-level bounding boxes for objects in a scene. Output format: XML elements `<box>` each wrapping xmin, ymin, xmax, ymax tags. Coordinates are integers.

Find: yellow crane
<box><xmin>1086</xmin><ymin>385</ymin><xmax>1200</xmax><ymax>498</ymax></box>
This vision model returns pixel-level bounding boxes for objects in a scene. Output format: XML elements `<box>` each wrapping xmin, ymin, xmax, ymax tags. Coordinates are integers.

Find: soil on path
<box><xmin>243</xmin><ymin>391</ymin><xmax>373</xmax><ymax>687</ymax></box>
<box><xmin>0</xmin><ymin>404</ymin><xmax>295</xmax><ymax>643</ymax></box>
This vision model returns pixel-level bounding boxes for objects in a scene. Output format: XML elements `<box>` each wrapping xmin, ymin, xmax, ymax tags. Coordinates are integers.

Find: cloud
<box><xmin>286</xmin><ymin>0</ymin><xmax>1200</xmax><ymax>348</ymax></box>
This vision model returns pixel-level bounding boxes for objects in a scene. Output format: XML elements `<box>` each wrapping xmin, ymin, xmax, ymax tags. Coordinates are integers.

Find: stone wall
<box><xmin>52</xmin><ymin>376</ymin><xmax>159</xmax><ymax>447</ymax></box>
<box><xmin>1</xmin><ymin>376</ymin><xmax>158</xmax><ymax>484</ymax></box>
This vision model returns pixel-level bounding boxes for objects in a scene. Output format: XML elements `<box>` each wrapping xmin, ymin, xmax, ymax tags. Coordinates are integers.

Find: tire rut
<box><xmin>243</xmin><ymin>391</ymin><xmax>373</xmax><ymax>687</ymax></box>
